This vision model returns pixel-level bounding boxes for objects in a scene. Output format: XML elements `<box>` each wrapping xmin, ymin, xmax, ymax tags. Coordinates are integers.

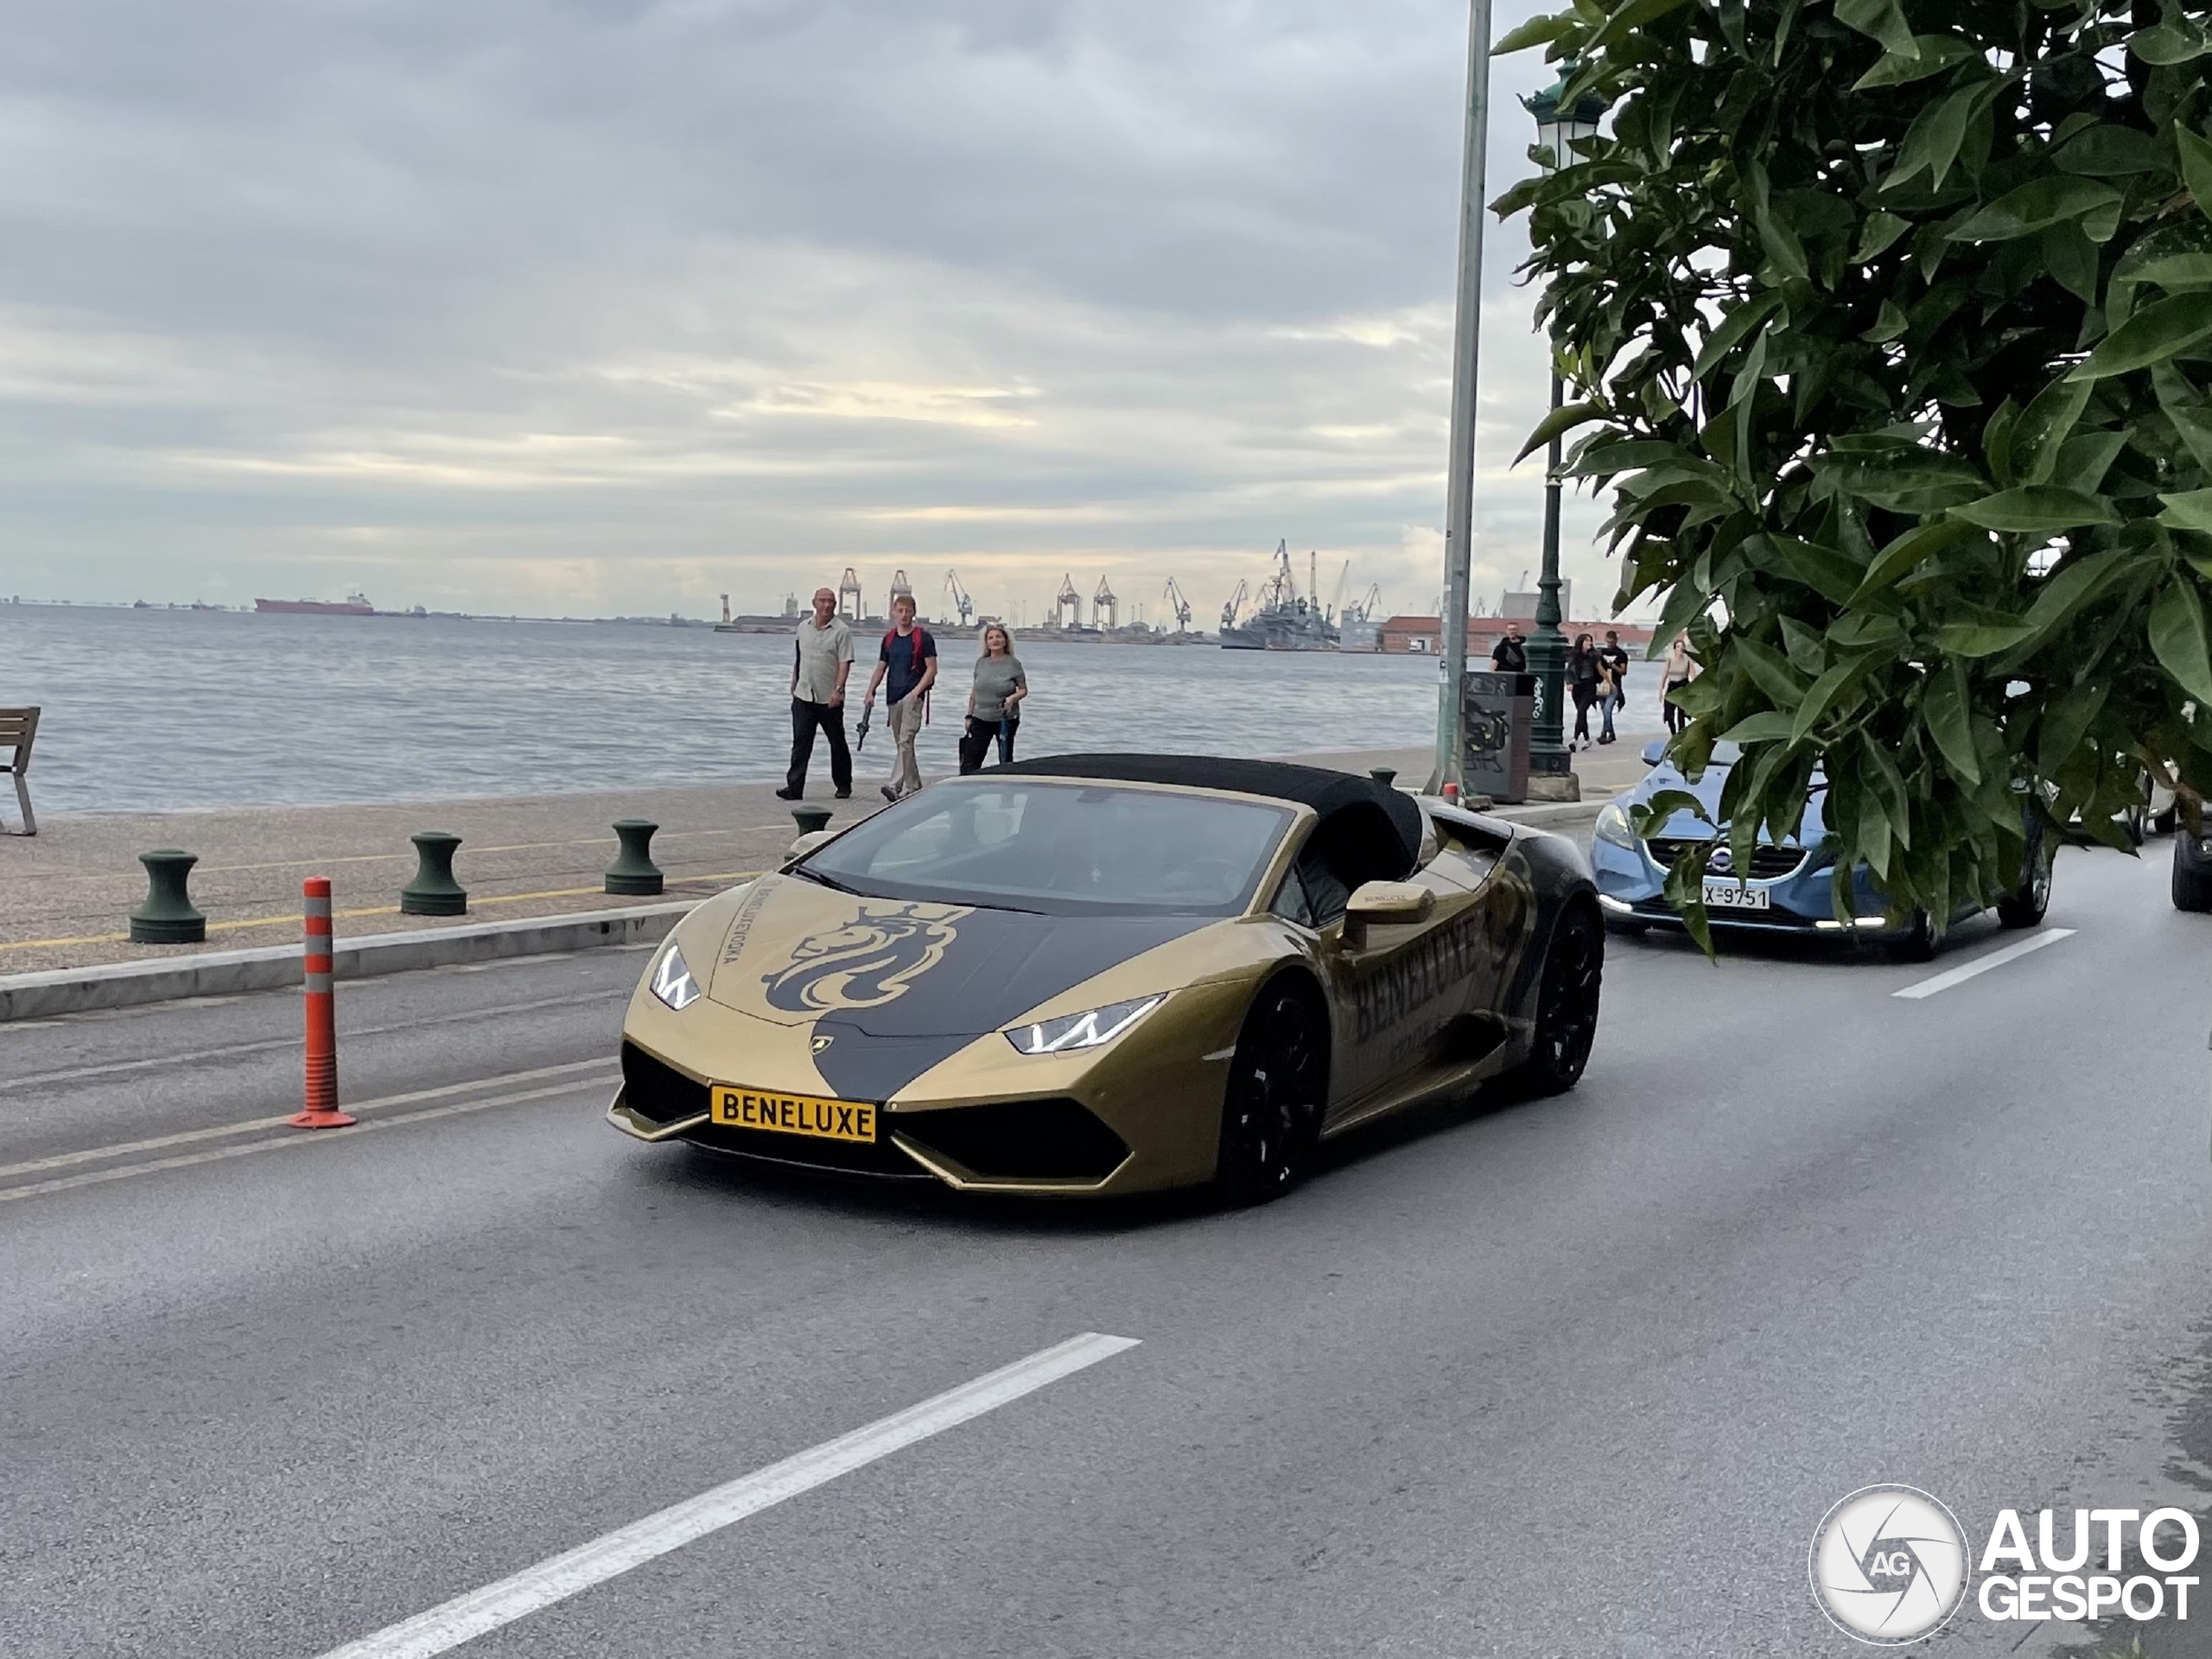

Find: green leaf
<box><xmin>2160</xmin><ymin>488</ymin><xmax>2212</xmax><ymax>532</ymax></box>
<box><xmin>2150</xmin><ymin>577</ymin><xmax>2212</xmax><ymax>702</ymax></box>
<box><xmin>1789</xmin><ymin>655</ymin><xmax>1872</xmax><ymax>747</ymax></box>
<box><xmin>2019</xmin><ymin>546</ymin><xmax>2133</xmax><ymax>640</ymax></box>
<box><xmin>1922</xmin><ymin>662</ymin><xmax>1981</xmax><ymax>784</ymax></box>
<box><xmin>1853</xmin><ymin>35</ymin><xmax>1980</xmax><ymax>89</ymax></box>
<box><xmin>2133</xmin><ymin>22</ymin><xmax>2210</xmax><ymax>67</ymax></box>
<box><xmin>1718</xmin><ymin>711</ymin><xmax>1797</xmax><ymax>745</ymax></box>
<box><xmin>1936</xmin><ymin>622</ymin><xmax>2038</xmax><ymax>656</ymax></box>
<box><xmin>1591</xmin><ymin>0</ymin><xmax>1694</xmax><ymax>51</ymax></box>
<box><xmin>1890</xmin><ymin>82</ymin><xmax>1996</xmax><ymax>193</ymax></box>
<box><xmin>2055</xmin><ymin>124</ymin><xmax>2166</xmax><ymax>177</ymax></box>
<box><xmin>1835</xmin><ymin>0</ymin><xmax>1916</xmax><ymax>58</ymax></box>
<box><xmin>1754</xmin><ymin>533</ymin><xmax>1864</xmax><ymax>604</ymax></box>
<box><xmin>2178</xmin><ymin>124</ymin><xmax>2212</xmax><ymax>224</ymax></box>
<box><xmin>1494</xmin><ymin>14</ymin><xmax>1572</xmax><ymax>53</ymax></box>
<box><xmin>1690</xmin><ymin>289</ymin><xmax>1786</xmax><ymax>380</ymax></box>
<box><xmin>1515</xmin><ymin>401</ymin><xmax>1604</xmax><ymax>465</ymax></box>
<box><xmin>2051</xmin><ymin>429</ymin><xmax>2127</xmax><ymax>493</ymax></box>
<box><xmin>1949</xmin><ymin>486</ymin><xmax>2119</xmax><ymax>532</ymax></box>
<box><xmin>2070</xmin><ymin>292</ymin><xmax>2212</xmax><ymax>381</ymax></box>
<box><xmin>2013</xmin><ymin>374</ymin><xmax>2094</xmax><ymax>482</ymax></box>
<box><xmin>1853</xmin><ymin>211</ymin><xmax>1911</xmax><ymax>263</ymax></box>
<box><xmin>1949</xmin><ymin>177</ymin><xmax>2126</xmax><ymax>244</ymax></box>
<box><xmin>1860</xmin><ymin>299</ymin><xmax>1910</xmax><ymax>342</ymax></box>
<box><xmin>1734</xmin><ymin>635</ymin><xmax>1810</xmax><ymax>708</ymax></box>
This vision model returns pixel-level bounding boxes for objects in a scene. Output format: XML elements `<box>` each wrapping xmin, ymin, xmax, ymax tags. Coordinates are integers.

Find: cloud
<box><xmin>0</xmin><ymin>0</ymin><xmax>1630</xmax><ymax>623</ymax></box>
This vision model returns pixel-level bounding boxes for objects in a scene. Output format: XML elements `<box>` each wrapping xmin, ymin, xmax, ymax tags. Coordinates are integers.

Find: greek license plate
<box><xmin>1702</xmin><ymin>880</ymin><xmax>1770</xmax><ymax>912</ymax></box>
<box><xmin>709</xmin><ymin>1086</ymin><xmax>877</xmax><ymax>1143</ymax></box>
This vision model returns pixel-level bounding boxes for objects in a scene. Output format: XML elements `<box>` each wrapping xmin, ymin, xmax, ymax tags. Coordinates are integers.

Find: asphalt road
<box><xmin>3</xmin><ymin>839</ymin><xmax>2209</xmax><ymax>1658</ymax></box>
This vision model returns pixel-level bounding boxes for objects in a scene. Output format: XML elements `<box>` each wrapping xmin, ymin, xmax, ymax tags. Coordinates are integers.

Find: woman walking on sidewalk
<box><xmin>1568</xmin><ymin>632</ymin><xmax>1602</xmax><ymax>751</ymax></box>
<box><xmin>1662</xmin><ymin>633</ymin><xmax>1698</xmax><ymax>734</ymax></box>
<box><xmin>958</xmin><ymin>623</ymin><xmax>1027</xmax><ymax>774</ymax></box>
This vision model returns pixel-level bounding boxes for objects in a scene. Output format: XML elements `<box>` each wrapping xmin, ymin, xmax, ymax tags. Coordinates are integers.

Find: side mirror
<box><xmin>785</xmin><ymin>830</ymin><xmax>836</xmax><ymax>863</ymax></box>
<box><xmin>1342</xmin><ymin>880</ymin><xmax>1434</xmax><ymax>947</ymax></box>
<box><xmin>1641</xmin><ymin>738</ymin><xmax>1668</xmax><ymax>767</ymax></box>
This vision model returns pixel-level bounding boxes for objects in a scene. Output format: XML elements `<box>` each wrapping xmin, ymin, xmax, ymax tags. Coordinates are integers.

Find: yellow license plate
<box><xmin>709</xmin><ymin>1086</ymin><xmax>877</xmax><ymax>1144</ymax></box>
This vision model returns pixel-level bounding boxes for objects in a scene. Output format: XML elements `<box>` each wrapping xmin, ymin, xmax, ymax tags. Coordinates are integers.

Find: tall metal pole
<box><xmin>1432</xmin><ymin>0</ymin><xmax>1494</xmax><ymax>792</ymax></box>
<box><xmin>1528</xmin><ymin>367</ymin><xmax>1573</xmax><ymax>783</ymax></box>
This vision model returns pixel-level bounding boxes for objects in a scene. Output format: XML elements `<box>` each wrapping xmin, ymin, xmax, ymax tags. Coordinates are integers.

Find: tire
<box><xmin>2154</xmin><ymin>805</ymin><xmax>2179</xmax><ymax>836</ymax></box>
<box><xmin>1884</xmin><ymin>909</ymin><xmax>1937</xmax><ymax>963</ymax></box>
<box><xmin>1995</xmin><ymin>835</ymin><xmax>2053</xmax><ymax>930</ymax></box>
<box><xmin>1501</xmin><ymin>903</ymin><xmax>1604</xmax><ymax>1097</ymax></box>
<box><xmin>1214</xmin><ymin>978</ymin><xmax>1327</xmax><ymax>1205</ymax></box>
<box><xmin>2177</xmin><ymin>840</ymin><xmax>2212</xmax><ymax>913</ymax></box>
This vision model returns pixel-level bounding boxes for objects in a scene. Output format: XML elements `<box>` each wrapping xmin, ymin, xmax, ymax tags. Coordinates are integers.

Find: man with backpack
<box><xmin>861</xmin><ymin>593</ymin><xmax>939</xmax><ymax>803</ymax></box>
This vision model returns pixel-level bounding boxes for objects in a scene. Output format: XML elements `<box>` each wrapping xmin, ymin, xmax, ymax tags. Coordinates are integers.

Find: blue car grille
<box><xmin>1644</xmin><ymin>838</ymin><xmax>1808</xmax><ymax>880</ymax></box>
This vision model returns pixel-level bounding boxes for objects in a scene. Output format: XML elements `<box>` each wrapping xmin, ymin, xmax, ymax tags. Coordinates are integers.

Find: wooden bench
<box><xmin>0</xmin><ymin>707</ymin><xmax>37</xmax><ymax>836</ymax></box>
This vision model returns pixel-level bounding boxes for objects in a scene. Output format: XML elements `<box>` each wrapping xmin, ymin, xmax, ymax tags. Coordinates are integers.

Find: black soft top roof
<box><xmin>987</xmin><ymin>752</ymin><xmax>1424</xmax><ymax>880</ymax></box>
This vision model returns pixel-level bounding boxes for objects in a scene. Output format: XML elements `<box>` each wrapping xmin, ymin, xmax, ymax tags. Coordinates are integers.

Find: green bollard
<box><xmin>605</xmin><ymin>819</ymin><xmax>664</xmax><ymax>896</ymax></box>
<box><xmin>791</xmin><ymin>804</ymin><xmax>834</xmax><ymax>837</ymax></box>
<box><xmin>129</xmin><ymin>849</ymin><xmax>207</xmax><ymax>944</ymax></box>
<box><xmin>400</xmin><ymin>831</ymin><xmax>467</xmax><ymax>916</ymax></box>
<box><xmin>1369</xmin><ymin>767</ymin><xmax>1398</xmax><ymax>791</ymax></box>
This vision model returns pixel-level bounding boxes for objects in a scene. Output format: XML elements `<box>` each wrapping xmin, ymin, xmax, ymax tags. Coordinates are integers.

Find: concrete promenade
<box><xmin>0</xmin><ymin>744</ymin><xmax>1647</xmax><ymax>978</ymax></box>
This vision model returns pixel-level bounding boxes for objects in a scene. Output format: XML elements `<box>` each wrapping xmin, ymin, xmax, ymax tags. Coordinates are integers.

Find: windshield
<box><xmin>798</xmin><ymin>780</ymin><xmax>1294</xmax><ymax>915</ymax></box>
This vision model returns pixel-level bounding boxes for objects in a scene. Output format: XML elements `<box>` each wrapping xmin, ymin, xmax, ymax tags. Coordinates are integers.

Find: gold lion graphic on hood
<box><xmin>761</xmin><ymin>899</ymin><xmax>972</xmax><ymax>1013</ymax></box>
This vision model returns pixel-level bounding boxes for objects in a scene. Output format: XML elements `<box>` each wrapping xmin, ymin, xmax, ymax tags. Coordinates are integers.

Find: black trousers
<box><xmin>1662</xmin><ymin>683</ymin><xmax>1690</xmax><ymax>734</ymax></box>
<box><xmin>958</xmin><ymin>715</ymin><xmax>1018</xmax><ymax>774</ymax></box>
<box><xmin>788</xmin><ymin>698</ymin><xmax>851</xmax><ymax>795</ymax></box>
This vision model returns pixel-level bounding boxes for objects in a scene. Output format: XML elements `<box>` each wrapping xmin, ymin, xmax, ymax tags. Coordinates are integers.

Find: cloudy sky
<box><xmin>1</xmin><ymin>0</ymin><xmax>1624</xmax><ymax>626</ymax></box>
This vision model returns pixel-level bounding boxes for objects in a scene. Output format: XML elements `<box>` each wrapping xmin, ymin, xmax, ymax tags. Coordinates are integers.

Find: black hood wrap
<box><xmin>809</xmin><ymin>906</ymin><xmax>1210</xmax><ymax>1103</ymax></box>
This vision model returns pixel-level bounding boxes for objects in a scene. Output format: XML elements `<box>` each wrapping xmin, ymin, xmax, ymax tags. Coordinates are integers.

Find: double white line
<box><xmin>0</xmin><ymin>1058</ymin><xmax>617</xmax><ymax>1205</ymax></box>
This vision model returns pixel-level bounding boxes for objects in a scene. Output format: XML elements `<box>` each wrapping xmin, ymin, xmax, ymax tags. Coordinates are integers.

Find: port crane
<box><xmin>944</xmin><ymin>570</ymin><xmax>975</xmax><ymax>628</ymax></box>
<box><xmin>887</xmin><ymin>569</ymin><xmax>913</xmax><ymax>618</ymax></box>
<box><xmin>1344</xmin><ymin>582</ymin><xmax>1382</xmax><ymax>623</ymax></box>
<box><xmin>837</xmin><ymin>566</ymin><xmax>864</xmax><ymax>620</ymax></box>
<box><xmin>1053</xmin><ymin>574</ymin><xmax>1083</xmax><ymax>629</ymax></box>
<box><xmin>1219</xmin><ymin>579</ymin><xmax>1249</xmax><ymax>631</ymax></box>
<box><xmin>1091</xmin><ymin>575</ymin><xmax>1117</xmax><ymax>631</ymax></box>
<box><xmin>1161</xmin><ymin>578</ymin><xmax>1193</xmax><ymax>632</ymax></box>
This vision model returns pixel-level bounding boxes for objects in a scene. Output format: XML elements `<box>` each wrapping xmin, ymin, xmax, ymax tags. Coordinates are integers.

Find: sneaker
<box><xmin>834</xmin><ymin>789</ymin><xmax>851</xmax><ymax>800</ymax></box>
<box><xmin>773</xmin><ymin>786</ymin><xmax>801</xmax><ymax>800</ymax></box>
<box><xmin>880</xmin><ymin>784</ymin><xmax>899</xmax><ymax>804</ymax></box>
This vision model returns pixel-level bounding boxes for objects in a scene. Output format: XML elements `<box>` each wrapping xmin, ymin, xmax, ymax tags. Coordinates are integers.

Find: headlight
<box><xmin>650</xmin><ymin>942</ymin><xmax>701</xmax><ymax>1011</ymax></box>
<box><xmin>1004</xmin><ymin>994</ymin><xmax>1162</xmax><ymax>1056</ymax></box>
<box><xmin>1594</xmin><ymin>803</ymin><xmax>1640</xmax><ymax>850</ymax></box>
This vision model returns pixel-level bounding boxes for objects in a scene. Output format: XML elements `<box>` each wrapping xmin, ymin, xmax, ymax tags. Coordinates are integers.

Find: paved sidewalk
<box><xmin>0</xmin><ymin>746</ymin><xmax>1649</xmax><ymax>978</ymax></box>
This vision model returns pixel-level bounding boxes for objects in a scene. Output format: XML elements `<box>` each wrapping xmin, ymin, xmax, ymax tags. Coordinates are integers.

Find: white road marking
<box><xmin>0</xmin><ymin>1072</ymin><xmax>616</xmax><ymax>1204</ymax></box>
<box><xmin>313</xmin><ymin>1332</ymin><xmax>1143</xmax><ymax>1659</ymax></box>
<box><xmin>0</xmin><ymin>1058</ymin><xmax>618</xmax><ymax>1181</ymax></box>
<box><xmin>1891</xmin><ymin>928</ymin><xmax>2076</xmax><ymax>1000</ymax></box>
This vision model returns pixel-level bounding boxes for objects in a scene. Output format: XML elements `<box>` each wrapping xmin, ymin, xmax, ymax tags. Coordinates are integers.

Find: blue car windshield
<box><xmin>797</xmin><ymin>780</ymin><xmax>1293</xmax><ymax>915</ymax></box>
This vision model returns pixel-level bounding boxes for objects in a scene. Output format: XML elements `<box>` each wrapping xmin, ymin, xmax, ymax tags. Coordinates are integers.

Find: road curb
<box><xmin>0</xmin><ymin>900</ymin><xmax>697</xmax><ymax>1024</ymax></box>
<box><xmin>1492</xmin><ymin>799</ymin><xmax>1605</xmax><ymax>830</ymax></box>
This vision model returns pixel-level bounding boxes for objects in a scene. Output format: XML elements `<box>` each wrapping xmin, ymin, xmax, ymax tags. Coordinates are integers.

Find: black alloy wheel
<box><xmin>1995</xmin><ymin>834</ymin><xmax>2053</xmax><ymax>930</ymax></box>
<box><xmin>1503</xmin><ymin>904</ymin><xmax>1603</xmax><ymax>1097</ymax></box>
<box><xmin>1215</xmin><ymin>981</ymin><xmax>1327</xmax><ymax>1205</ymax></box>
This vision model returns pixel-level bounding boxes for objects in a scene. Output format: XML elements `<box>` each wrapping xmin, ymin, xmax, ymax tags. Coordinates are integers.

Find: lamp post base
<box><xmin>1526</xmin><ymin>772</ymin><xmax>1582</xmax><ymax>804</ymax></box>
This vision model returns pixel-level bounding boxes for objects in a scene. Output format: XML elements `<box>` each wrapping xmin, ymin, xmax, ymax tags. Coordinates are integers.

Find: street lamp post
<box><xmin>1520</xmin><ymin>65</ymin><xmax>1606</xmax><ymax>798</ymax></box>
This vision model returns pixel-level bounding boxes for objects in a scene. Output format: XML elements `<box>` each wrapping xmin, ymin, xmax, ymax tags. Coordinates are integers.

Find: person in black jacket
<box><xmin>1568</xmin><ymin>632</ymin><xmax>1603</xmax><ymax>750</ymax></box>
<box><xmin>1490</xmin><ymin>623</ymin><xmax>1527</xmax><ymax>673</ymax></box>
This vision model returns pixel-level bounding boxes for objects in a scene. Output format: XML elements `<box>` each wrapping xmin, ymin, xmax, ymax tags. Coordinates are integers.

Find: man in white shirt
<box><xmin>779</xmin><ymin>588</ymin><xmax>854</xmax><ymax>800</ymax></box>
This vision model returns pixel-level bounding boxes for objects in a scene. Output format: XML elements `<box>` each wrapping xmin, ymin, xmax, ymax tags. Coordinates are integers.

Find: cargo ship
<box><xmin>255</xmin><ymin>592</ymin><xmax>373</xmax><ymax>616</ymax></box>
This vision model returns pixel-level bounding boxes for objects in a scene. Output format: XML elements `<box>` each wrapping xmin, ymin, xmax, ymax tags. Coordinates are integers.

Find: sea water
<box><xmin>0</xmin><ymin>605</ymin><xmax>1662</xmax><ymax>815</ymax></box>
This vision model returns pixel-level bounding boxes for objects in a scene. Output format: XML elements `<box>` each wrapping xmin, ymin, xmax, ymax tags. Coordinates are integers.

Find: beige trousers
<box><xmin>887</xmin><ymin>696</ymin><xmax>926</xmax><ymax>798</ymax></box>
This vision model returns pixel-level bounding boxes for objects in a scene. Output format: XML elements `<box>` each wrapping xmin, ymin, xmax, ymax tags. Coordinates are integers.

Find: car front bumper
<box><xmin>1589</xmin><ymin>838</ymin><xmax>1896</xmax><ymax>935</ymax></box>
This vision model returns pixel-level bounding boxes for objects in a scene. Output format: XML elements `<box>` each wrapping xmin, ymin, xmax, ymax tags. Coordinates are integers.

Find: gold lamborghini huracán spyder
<box><xmin>608</xmin><ymin>754</ymin><xmax>1603</xmax><ymax>1202</ymax></box>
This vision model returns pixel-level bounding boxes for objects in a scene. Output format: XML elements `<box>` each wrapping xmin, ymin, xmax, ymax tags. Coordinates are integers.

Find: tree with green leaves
<box><xmin>1498</xmin><ymin>0</ymin><xmax>2212</xmax><ymax>945</ymax></box>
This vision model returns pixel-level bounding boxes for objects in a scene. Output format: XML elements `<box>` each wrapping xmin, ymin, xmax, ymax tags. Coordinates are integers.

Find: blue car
<box><xmin>1590</xmin><ymin>741</ymin><xmax>2051</xmax><ymax>959</ymax></box>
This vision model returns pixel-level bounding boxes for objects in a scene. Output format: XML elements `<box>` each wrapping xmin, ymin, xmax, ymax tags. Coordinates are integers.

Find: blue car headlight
<box><xmin>1005</xmin><ymin>995</ymin><xmax>1163</xmax><ymax>1056</ymax></box>
<box><xmin>1594</xmin><ymin>802</ymin><xmax>1640</xmax><ymax>851</ymax></box>
<box><xmin>650</xmin><ymin>942</ymin><xmax>702</xmax><ymax>1011</ymax></box>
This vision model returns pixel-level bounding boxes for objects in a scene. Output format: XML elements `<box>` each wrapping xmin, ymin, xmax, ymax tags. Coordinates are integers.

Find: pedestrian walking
<box><xmin>959</xmin><ymin>623</ymin><xmax>1027</xmax><ymax>774</ymax></box>
<box><xmin>1662</xmin><ymin>632</ymin><xmax>1698</xmax><ymax>734</ymax></box>
<box><xmin>1568</xmin><ymin>632</ymin><xmax>1602</xmax><ymax>750</ymax></box>
<box><xmin>777</xmin><ymin>587</ymin><xmax>854</xmax><ymax>801</ymax></box>
<box><xmin>861</xmin><ymin>593</ymin><xmax>938</xmax><ymax>802</ymax></box>
<box><xmin>1490</xmin><ymin>623</ymin><xmax>1527</xmax><ymax>674</ymax></box>
<box><xmin>1597</xmin><ymin>628</ymin><xmax>1630</xmax><ymax>746</ymax></box>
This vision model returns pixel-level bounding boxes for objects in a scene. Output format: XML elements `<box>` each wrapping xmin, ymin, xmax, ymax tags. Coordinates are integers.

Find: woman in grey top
<box><xmin>958</xmin><ymin>623</ymin><xmax>1027</xmax><ymax>773</ymax></box>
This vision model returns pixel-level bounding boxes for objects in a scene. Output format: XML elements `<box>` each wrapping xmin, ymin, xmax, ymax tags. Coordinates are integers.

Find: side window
<box><xmin>1294</xmin><ymin>847</ymin><xmax>1351</xmax><ymax>927</ymax></box>
<box><xmin>1271</xmin><ymin>863</ymin><xmax>1315</xmax><ymax>928</ymax></box>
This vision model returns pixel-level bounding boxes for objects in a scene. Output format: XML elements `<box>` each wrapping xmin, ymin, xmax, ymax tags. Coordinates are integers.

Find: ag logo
<box><xmin>763</xmin><ymin>900</ymin><xmax>971</xmax><ymax>1013</ymax></box>
<box><xmin>810</xmin><ymin>1033</ymin><xmax>835</xmax><ymax>1053</ymax></box>
<box><xmin>1810</xmin><ymin>1485</ymin><xmax>1970</xmax><ymax>1645</ymax></box>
